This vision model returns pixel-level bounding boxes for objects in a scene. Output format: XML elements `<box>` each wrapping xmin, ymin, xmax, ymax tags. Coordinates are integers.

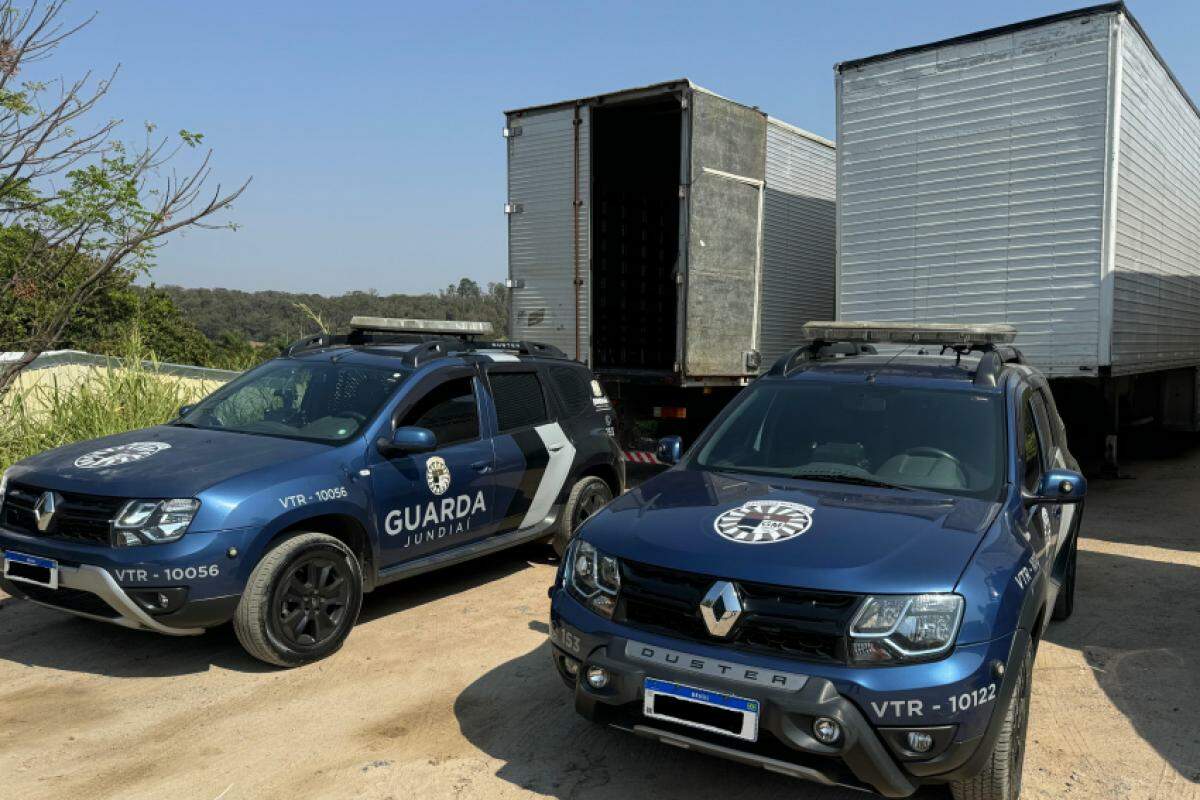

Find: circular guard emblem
<box><xmin>73</xmin><ymin>441</ymin><xmax>171</xmax><ymax>469</ymax></box>
<box><xmin>425</xmin><ymin>456</ymin><xmax>451</xmax><ymax>495</ymax></box>
<box><xmin>713</xmin><ymin>500</ymin><xmax>814</xmax><ymax>545</ymax></box>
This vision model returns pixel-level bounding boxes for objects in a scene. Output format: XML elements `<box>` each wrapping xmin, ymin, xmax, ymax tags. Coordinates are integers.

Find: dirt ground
<box><xmin>2</xmin><ymin>450</ymin><xmax>1199</xmax><ymax>800</ymax></box>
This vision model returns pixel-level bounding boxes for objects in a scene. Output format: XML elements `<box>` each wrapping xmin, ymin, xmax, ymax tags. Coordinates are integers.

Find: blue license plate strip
<box><xmin>643</xmin><ymin>678</ymin><xmax>760</xmax><ymax>741</ymax></box>
<box><xmin>3</xmin><ymin>550</ymin><xmax>59</xmax><ymax>589</ymax></box>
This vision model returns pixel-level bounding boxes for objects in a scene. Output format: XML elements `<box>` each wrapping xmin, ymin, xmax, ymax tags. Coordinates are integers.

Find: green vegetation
<box><xmin>0</xmin><ymin>335</ymin><xmax>216</xmax><ymax>471</ymax></box>
<box><xmin>157</xmin><ymin>278</ymin><xmax>509</xmax><ymax>345</ymax></box>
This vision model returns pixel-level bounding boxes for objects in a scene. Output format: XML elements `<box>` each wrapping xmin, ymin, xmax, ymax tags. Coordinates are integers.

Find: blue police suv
<box><xmin>550</xmin><ymin>322</ymin><xmax>1086</xmax><ymax>800</ymax></box>
<box><xmin>0</xmin><ymin>318</ymin><xmax>623</xmax><ymax>666</ymax></box>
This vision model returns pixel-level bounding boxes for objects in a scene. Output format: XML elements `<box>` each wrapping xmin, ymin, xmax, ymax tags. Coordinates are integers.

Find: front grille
<box><xmin>617</xmin><ymin>560</ymin><xmax>860</xmax><ymax>664</ymax></box>
<box><xmin>2</xmin><ymin>482</ymin><xmax>126</xmax><ymax>545</ymax></box>
<box><xmin>13</xmin><ymin>583</ymin><xmax>121</xmax><ymax>619</ymax></box>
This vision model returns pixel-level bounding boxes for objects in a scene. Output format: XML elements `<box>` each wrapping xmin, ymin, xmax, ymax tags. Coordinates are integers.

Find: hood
<box><xmin>7</xmin><ymin>426</ymin><xmax>335</xmax><ymax>499</ymax></box>
<box><xmin>580</xmin><ymin>468</ymin><xmax>1000</xmax><ymax>594</ymax></box>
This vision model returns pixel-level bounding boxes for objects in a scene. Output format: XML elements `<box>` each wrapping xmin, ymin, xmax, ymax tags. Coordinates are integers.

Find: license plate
<box><xmin>3</xmin><ymin>551</ymin><xmax>59</xmax><ymax>589</ymax></box>
<box><xmin>643</xmin><ymin>678</ymin><xmax>760</xmax><ymax>742</ymax></box>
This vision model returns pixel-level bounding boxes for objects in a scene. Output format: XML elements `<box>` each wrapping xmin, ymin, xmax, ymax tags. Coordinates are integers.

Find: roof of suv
<box><xmin>285</xmin><ymin>342</ymin><xmax>578</xmax><ymax>372</ymax></box>
<box><xmin>775</xmin><ymin>352</ymin><xmax>1023</xmax><ymax>393</ymax></box>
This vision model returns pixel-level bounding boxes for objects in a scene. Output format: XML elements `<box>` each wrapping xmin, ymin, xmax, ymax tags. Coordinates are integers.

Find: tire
<box><xmin>950</xmin><ymin>643</ymin><xmax>1033</xmax><ymax>800</ymax></box>
<box><xmin>551</xmin><ymin>476</ymin><xmax>614</xmax><ymax>557</ymax></box>
<box><xmin>1052</xmin><ymin>528</ymin><xmax>1078</xmax><ymax>621</ymax></box>
<box><xmin>234</xmin><ymin>532</ymin><xmax>363</xmax><ymax>667</ymax></box>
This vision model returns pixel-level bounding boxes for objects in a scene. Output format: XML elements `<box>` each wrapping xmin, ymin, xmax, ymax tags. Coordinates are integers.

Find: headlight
<box><xmin>566</xmin><ymin>540</ymin><xmax>621</xmax><ymax>618</ymax></box>
<box><xmin>849</xmin><ymin>594</ymin><xmax>964</xmax><ymax>664</ymax></box>
<box><xmin>113</xmin><ymin>498</ymin><xmax>200</xmax><ymax>546</ymax></box>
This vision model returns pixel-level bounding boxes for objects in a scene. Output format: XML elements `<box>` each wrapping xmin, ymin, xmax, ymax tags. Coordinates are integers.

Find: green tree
<box><xmin>0</xmin><ymin>1</ymin><xmax>249</xmax><ymax>397</ymax></box>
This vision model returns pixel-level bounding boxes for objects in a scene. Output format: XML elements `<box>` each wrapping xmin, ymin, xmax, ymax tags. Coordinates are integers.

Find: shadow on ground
<box><xmin>0</xmin><ymin>542</ymin><xmax>551</xmax><ymax>679</ymax></box>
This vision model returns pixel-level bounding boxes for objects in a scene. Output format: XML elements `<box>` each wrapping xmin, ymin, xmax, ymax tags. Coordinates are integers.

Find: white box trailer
<box><xmin>835</xmin><ymin>2</ymin><xmax>1200</xmax><ymax>465</ymax></box>
<box><xmin>505</xmin><ymin>79</ymin><xmax>835</xmax><ymax>447</ymax></box>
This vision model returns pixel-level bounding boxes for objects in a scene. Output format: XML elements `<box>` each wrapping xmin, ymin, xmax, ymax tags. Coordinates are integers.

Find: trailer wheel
<box><xmin>234</xmin><ymin>532</ymin><xmax>363</xmax><ymax>667</ymax></box>
<box><xmin>551</xmin><ymin>476</ymin><xmax>613</xmax><ymax>557</ymax></box>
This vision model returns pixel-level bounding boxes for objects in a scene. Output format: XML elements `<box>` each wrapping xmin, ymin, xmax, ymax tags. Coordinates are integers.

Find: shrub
<box><xmin>0</xmin><ymin>335</ymin><xmax>219</xmax><ymax>471</ymax></box>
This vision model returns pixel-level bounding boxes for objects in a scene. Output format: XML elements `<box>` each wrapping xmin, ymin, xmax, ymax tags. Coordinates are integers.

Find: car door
<box><xmin>485</xmin><ymin>365</ymin><xmax>575</xmax><ymax>534</ymax></box>
<box><xmin>369</xmin><ymin>370</ymin><xmax>496</xmax><ymax>566</ymax></box>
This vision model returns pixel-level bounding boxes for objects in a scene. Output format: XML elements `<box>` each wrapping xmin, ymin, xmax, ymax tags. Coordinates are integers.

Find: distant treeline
<box><xmin>156</xmin><ymin>279</ymin><xmax>509</xmax><ymax>345</ymax></box>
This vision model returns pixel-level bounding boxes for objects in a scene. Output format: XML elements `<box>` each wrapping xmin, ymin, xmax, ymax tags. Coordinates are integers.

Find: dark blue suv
<box><xmin>0</xmin><ymin>318</ymin><xmax>623</xmax><ymax>666</ymax></box>
<box><xmin>549</xmin><ymin>322</ymin><xmax>1085</xmax><ymax>800</ymax></box>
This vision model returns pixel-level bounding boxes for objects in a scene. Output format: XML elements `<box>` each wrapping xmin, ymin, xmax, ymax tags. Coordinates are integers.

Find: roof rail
<box><xmin>769</xmin><ymin>341</ymin><xmax>878</xmax><ymax>376</ymax></box>
<box><xmin>972</xmin><ymin>346</ymin><xmax>1026</xmax><ymax>388</ymax></box>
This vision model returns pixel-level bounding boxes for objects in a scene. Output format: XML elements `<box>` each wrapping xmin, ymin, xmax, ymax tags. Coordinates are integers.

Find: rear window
<box><xmin>548</xmin><ymin>366</ymin><xmax>593</xmax><ymax>418</ymax></box>
<box><xmin>490</xmin><ymin>372</ymin><xmax>549</xmax><ymax>432</ymax></box>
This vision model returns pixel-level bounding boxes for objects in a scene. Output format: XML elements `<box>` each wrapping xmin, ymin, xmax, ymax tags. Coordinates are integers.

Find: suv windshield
<box><xmin>178</xmin><ymin>360</ymin><xmax>411</xmax><ymax>443</ymax></box>
<box><xmin>693</xmin><ymin>381</ymin><xmax>1005</xmax><ymax>500</ymax></box>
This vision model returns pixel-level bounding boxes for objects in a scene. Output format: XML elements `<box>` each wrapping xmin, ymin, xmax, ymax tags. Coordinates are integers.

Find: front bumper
<box><xmin>551</xmin><ymin>590</ymin><xmax>1026</xmax><ymax>798</ymax></box>
<box><xmin>0</xmin><ymin>524</ymin><xmax>250</xmax><ymax>635</ymax></box>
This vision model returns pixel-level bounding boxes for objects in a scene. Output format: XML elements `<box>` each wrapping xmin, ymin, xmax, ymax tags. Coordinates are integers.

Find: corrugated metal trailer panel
<box><xmin>506</xmin><ymin>105</ymin><xmax>590</xmax><ymax>360</ymax></box>
<box><xmin>836</xmin><ymin>12</ymin><xmax>1114</xmax><ymax>376</ymax></box>
<box><xmin>1110</xmin><ymin>17</ymin><xmax>1200</xmax><ymax>374</ymax></box>
<box><xmin>759</xmin><ymin>120</ymin><xmax>837</xmax><ymax>365</ymax></box>
<box><xmin>507</xmin><ymin>80</ymin><xmax>836</xmax><ymax>382</ymax></box>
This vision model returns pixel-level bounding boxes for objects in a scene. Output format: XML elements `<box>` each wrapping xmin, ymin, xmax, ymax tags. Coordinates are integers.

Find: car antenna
<box><xmin>866</xmin><ymin>344</ymin><xmax>912</xmax><ymax>383</ymax></box>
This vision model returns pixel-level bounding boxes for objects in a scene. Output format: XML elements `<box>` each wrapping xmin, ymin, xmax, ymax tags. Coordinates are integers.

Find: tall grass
<box><xmin>0</xmin><ymin>334</ymin><xmax>220</xmax><ymax>471</ymax></box>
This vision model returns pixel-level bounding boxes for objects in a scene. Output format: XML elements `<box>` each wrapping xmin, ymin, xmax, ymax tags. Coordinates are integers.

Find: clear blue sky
<box><xmin>48</xmin><ymin>0</ymin><xmax>1200</xmax><ymax>295</ymax></box>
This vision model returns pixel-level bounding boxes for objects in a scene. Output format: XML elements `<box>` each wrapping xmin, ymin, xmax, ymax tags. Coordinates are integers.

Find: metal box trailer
<box><xmin>835</xmin><ymin>3</ymin><xmax>1200</xmax><ymax>466</ymax></box>
<box><xmin>505</xmin><ymin>80</ymin><xmax>835</xmax><ymax>450</ymax></box>
<box><xmin>504</xmin><ymin>79</ymin><xmax>835</xmax><ymax>384</ymax></box>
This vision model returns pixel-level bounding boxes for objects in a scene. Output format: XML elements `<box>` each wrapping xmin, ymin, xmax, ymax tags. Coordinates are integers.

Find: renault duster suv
<box><xmin>548</xmin><ymin>322</ymin><xmax>1085</xmax><ymax>800</ymax></box>
<box><xmin>0</xmin><ymin>318</ymin><xmax>623</xmax><ymax>666</ymax></box>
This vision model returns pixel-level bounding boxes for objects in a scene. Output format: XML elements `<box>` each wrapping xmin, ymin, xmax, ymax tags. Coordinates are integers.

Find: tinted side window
<box><xmin>1020</xmin><ymin>394</ymin><xmax>1046</xmax><ymax>492</ymax></box>
<box><xmin>548</xmin><ymin>367</ymin><xmax>593</xmax><ymax>418</ymax></box>
<box><xmin>1030</xmin><ymin>393</ymin><xmax>1054</xmax><ymax>467</ymax></box>
<box><xmin>491</xmin><ymin>372</ymin><xmax>549</xmax><ymax>432</ymax></box>
<box><xmin>399</xmin><ymin>377</ymin><xmax>479</xmax><ymax>447</ymax></box>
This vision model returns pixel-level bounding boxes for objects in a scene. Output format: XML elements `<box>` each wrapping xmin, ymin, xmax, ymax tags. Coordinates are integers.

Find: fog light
<box><xmin>812</xmin><ymin>716</ymin><xmax>841</xmax><ymax>745</ymax></box>
<box><xmin>562</xmin><ymin>657</ymin><xmax>580</xmax><ymax>677</ymax></box>
<box><xmin>906</xmin><ymin>731</ymin><xmax>934</xmax><ymax>753</ymax></box>
<box><xmin>586</xmin><ymin>666</ymin><xmax>610</xmax><ymax>689</ymax></box>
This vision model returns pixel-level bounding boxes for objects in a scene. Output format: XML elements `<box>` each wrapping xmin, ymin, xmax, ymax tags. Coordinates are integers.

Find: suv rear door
<box><xmin>484</xmin><ymin>364</ymin><xmax>575</xmax><ymax>533</ymax></box>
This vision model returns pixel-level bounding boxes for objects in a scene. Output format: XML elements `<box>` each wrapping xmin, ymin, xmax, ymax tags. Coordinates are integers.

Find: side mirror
<box><xmin>178</xmin><ymin>404</ymin><xmax>195</xmax><ymax>418</ymax></box>
<box><xmin>1026</xmin><ymin>468</ymin><xmax>1087</xmax><ymax>506</ymax></box>
<box><xmin>377</xmin><ymin>426</ymin><xmax>436</xmax><ymax>457</ymax></box>
<box><xmin>656</xmin><ymin>435</ymin><xmax>683</xmax><ymax>466</ymax></box>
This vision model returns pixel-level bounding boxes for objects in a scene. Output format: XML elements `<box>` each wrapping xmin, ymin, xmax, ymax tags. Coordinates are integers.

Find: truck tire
<box><xmin>1052</xmin><ymin>529</ymin><xmax>1078</xmax><ymax>621</ymax></box>
<box><xmin>234</xmin><ymin>532</ymin><xmax>363</xmax><ymax>667</ymax></box>
<box><xmin>551</xmin><ymin>476</ymin><xmax>613</xmax><ymax>557</ymax></box>
<box><xmin>950</xmin><ymin>644</ymin><xmax>1033</xmax><ymax>800</ymax></box>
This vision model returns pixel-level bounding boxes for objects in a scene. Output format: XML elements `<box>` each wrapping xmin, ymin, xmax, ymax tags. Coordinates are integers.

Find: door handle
<box><xmin>470</xmin><ymin>460</ymin><xmax>492</xmax><ymax>474</ymax></box>
<box><xmin>548</xmin><ymin>444</ymin><xmax>565</xmax><ymax>453</ymax></box>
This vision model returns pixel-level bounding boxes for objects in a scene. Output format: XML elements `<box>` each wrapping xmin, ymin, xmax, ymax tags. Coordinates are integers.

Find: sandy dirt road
<box><xmin>1</xmin><ymin>450</ymin><xmax>1199</xmax><ymax>800</ymax></box>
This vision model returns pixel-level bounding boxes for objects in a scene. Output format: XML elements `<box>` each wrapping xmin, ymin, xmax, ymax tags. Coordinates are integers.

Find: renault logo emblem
<box><xmin>33</xmin><ymin>491</ymin><xmax>63</xmax><ymax>533</ymax></box>
<box><xmin>700</xmin><ymin>580</ymin><xmax>742</xmax><ymax>638</ymax></box>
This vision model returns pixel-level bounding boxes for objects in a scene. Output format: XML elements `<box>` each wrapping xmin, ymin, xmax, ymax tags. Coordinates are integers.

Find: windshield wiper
<box><xmin>791</xmin><ymin>472</ymin><xmax>914</xmax><ymax>491</ymax></box>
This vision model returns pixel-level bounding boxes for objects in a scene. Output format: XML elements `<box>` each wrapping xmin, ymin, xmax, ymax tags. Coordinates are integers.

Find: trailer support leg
<box><xmin>1101</xmin><ymin>378</ymin><xmax>1121</xmax><ymax>478</ymax></box>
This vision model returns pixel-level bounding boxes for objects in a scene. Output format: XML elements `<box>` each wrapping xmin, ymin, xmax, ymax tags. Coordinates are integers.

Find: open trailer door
<box><xmin>505</xmin><ymin>104</ymin><xmax>590</xmax><ymax>362</ymax></box>
<box><xmin>682</xmin><ymin>89</ymin><xmax>768</xmax><ymax>380</ymax></box>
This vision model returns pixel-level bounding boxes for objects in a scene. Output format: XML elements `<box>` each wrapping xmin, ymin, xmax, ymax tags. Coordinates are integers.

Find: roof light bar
<box><xmin>348</xmin><ymin>316</ymin><xmax>494</xmax><ymax>336</ymax></box>
<box><xmin>801</xmin><ymin>321</ymin><xmax>1016</xmax><ymax>347</ymax></box>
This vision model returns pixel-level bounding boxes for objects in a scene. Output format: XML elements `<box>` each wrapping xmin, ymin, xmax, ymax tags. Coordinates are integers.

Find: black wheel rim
<box><xmin>572</xmin><ymin>485</ymin><xmax>612</xmax><ymax>531</ymax></box>
<box><xmin>274</xmin><ymin>555</ymin><xmax>351</xmax><ymax>649</ymax></box>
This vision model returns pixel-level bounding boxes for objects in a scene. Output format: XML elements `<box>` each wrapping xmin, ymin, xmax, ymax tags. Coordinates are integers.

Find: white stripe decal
<box><xmin>520</xmin><ymin>422</ymin><xmax>575</xmax><ymax>529</ymax></box>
